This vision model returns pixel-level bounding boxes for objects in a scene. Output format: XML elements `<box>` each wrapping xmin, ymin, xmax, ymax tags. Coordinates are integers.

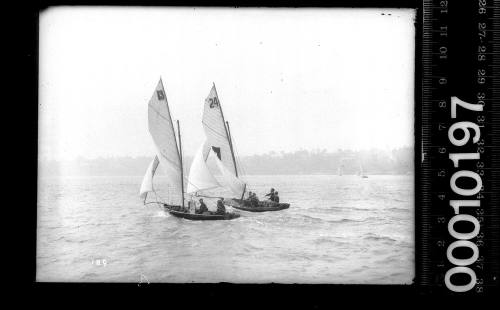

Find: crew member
<box><xmin>273</xmin><ymin>191</ymin><xmax>280</xmax><ymax>203</ymax></box>
<box><xmin>198</xmin><ymin>198</ymin><xmax>208</xmax><ymax>214</ymax></box>
<box><xmin>246</xmin><ymin>191</ymin><xmax>253</xmax><ymax>207</ymax></box>
<box><xmin>250</xmin><ymin>192</ymin><xmax>259</xmax><ymax>207</ymax></box>
<box><xmin>216</xmin><ymin>198</ymin><xmax>226</xmax><ymax>215</ymax></box>
<box><xmin>265</xmin><ymin>188</ymin><xmax>275</xmax><ymax>201</ymax></box>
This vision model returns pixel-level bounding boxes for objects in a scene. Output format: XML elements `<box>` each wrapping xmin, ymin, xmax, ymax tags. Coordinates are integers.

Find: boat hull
<box><xmin>164</xmin><ymin>204</ymin><xmax>240</xmax><ymax>221</ymax></box>
<box><xmin>224</xmin><ymin>199</ymin><xmax>290</xmax><ymax>212</ymax></box>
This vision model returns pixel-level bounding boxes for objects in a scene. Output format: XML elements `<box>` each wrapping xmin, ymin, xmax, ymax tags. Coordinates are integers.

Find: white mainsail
<box><xmin>139</xmin><ymin>156</ymin><xmax>160</xmax><ymax>202</ymax></box>
<box><xmin>143</xmin><ymin>78</ymin><xmax>183</xmax><ymax>204</ymax></box>
<box><xmin>186</xmin><ymin>144</ymin><xmax>221</xmax><ymax>194</ymax></box>
<box><xmin>201</xmin><ymin>84</ymin><xmax>246</xmax><ymax>197</ymax></box>
<box><xmin>202</xmin><ymin>84</ymin><xmax>238</xmax><ymax>176</ymax></box>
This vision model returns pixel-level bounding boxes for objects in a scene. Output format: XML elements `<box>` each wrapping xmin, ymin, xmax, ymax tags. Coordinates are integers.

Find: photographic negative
<box><xmin>37</xmin><ymin>7</ymin><xmax>416</xmax><ymax>283</ymax></box>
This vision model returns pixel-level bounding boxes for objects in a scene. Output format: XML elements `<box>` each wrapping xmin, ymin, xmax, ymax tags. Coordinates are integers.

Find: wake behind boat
<box><xmin>139</xmin><ymin>78</ymin><xmax>240</xmax><ymax>221</ymax></box>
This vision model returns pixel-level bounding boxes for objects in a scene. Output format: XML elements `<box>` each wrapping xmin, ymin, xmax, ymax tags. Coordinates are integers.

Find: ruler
<box><xmin>418</xmin><ymin>0</ymin><xmax>500</xmax><ymax>294</ymax></box>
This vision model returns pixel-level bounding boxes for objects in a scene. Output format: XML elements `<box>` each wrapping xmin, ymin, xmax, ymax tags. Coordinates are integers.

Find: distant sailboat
<box><xmin>139</xmin><ymin>78</ymin><xmax>240</xmax><ymax>221</ymax></box>
<box><xmin>358</xmin><ymin>163</ymin><xmax>368</xmax><ymax>178</ymax></box>
<box><xmin>198</xmin><ymin>84</ymin><xmax>290</xmax><ymax>212</ymax></box>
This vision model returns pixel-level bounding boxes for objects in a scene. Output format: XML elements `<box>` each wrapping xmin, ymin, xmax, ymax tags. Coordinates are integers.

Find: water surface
<box><xmin>37</xmin><ymin>174</ymin><xmax>414</xmax><ymax>283</ymax></box>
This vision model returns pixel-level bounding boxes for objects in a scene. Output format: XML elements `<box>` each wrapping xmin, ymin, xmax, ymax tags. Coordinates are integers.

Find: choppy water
<box><xmin>37</xmin><ymin>174</ymin><xmax>414</xmax><ymax>283</ymax></box>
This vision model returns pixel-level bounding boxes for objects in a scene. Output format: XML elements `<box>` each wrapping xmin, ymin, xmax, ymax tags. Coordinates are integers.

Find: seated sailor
<box><xmin>216</xmin><ymin>198</ymin><xmax>226</xmax><ymax>215</ymax></box>
<box><xmin>273</xmin><ymin>191</ymin><xmax>279</xmax><ymax>203</ymax></box>
<box><xmin>264</xmin><ymin>188</ymin><xmax>275</xmax><ymax>201</ymax></box>
<box><xmin>197</xmin><ymin>198</ymin><xmax>209</xmax><ymax>214</ymax></box>
<box><xmin>245</xmin><ymin>191</ymin><xmax>253</xmax><ymax>206</ymax></box>
<box><xmin>250</xmin><ymin>192</ymin><xmax>259</xmax><ymax>207</ymax></box>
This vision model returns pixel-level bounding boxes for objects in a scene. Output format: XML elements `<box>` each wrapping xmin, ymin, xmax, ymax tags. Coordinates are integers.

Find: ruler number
<box><xmin>478</xmin><ymin>0</ymin><xmax>486</xmax><ymax>14</ymax></box>
<box><xmin>451</xmin><ymin>97</ymin><xmax>484</xmax><ymax>118</ymax></box>
<box><xmin>477</xmin><ymin>69</ymin><xmax>486</xmax><ymax>84</ymax></box>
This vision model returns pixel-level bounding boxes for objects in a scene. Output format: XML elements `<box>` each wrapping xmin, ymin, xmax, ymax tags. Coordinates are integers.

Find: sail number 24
<box><xmin>208</xmin><ymin>96</ymin><xmax>219</xmax><ymax>108</ymax></box>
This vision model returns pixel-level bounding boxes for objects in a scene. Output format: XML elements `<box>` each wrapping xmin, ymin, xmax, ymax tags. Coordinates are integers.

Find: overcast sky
<box><xmin>39</xmin><ymin>7</ymin><xmax>415</xmax><ymax>161</ymax></box>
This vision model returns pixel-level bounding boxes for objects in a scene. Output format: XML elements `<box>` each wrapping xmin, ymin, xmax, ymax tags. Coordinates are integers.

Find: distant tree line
<box><xmin>235</xmin><ymin>147</ymin><xmax>413</xmax><ymax>175</ymax></box>
<box><xmin>39</xmin><ymin>146</ymin><xmax>413</xmax><ymax>177</ymax></box>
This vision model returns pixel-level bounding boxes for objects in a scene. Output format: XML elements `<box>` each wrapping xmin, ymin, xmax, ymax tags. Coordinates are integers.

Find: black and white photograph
<box><xmin>37</xmin><ymin>7</ymin><xmax>416</xmax><ymax>284</ymax></box>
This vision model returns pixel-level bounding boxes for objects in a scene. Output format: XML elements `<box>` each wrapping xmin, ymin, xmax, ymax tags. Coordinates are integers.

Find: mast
<box><xmin>177</xmin><ymin>120</ymin><xmax>185</xmax><ymax>208</ymax></box>
<box><xmin>213</xmin><ymin>83</ymin><xmax>239</xmax><ymax>177</ymax></box>
<box><xmin>225</xmin><ymin>121</ymin><xmax>239</xmax><ymax>177</ymax></box>
<box><xmin>226</xmin><ymin>121</ymin><xmax>232</xmax><ymax>145</ymax></box>
<box><xmin>240</xmin><ymin>183</ymin><xmax>247</xmax><ymax>201</ymax></box>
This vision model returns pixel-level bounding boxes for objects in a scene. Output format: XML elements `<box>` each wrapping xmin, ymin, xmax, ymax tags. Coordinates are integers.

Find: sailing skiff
<box><xmin>167</xmin><ymin>208</ymin><xmax>240</xmax><ymax>220</ymax></box>
<box><xmin>139</xmin><ymin>78</ymin><xmax>240</xmax><ymax>221</ymax></box>
<box><xmin>359</xmin><ymin>163</ymin><xmax>368</xmax><ymax>178</ymax></box>
<box><xmin>224</xmin><ymin>199</ymin><xmax>290</xmax><ymax>212</ymax></box>
<box><xmin>196</xmin><ymin>84</ymin><xmax>291</xmax><ymax>212</ymax></box>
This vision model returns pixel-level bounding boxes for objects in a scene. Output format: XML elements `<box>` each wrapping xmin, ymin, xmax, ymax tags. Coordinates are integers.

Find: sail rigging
<box><xmin>201</xmin><ymin>84</ymin><xmax>239</xmax><ymax>176</ymax></box>
<box><xmin>143</xmin><ymin>78</ymin><xmax>183</xmax><ymax>204</ymax></box>
<box><xmin>200</xmin><ymin>84</ymin><xmax>247</xmax><ymax>197</ymax></box>
<box><xmin>138</xmin><ymin>79</ymin><xmax>249</xmax><ymax>219</ymax></box>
